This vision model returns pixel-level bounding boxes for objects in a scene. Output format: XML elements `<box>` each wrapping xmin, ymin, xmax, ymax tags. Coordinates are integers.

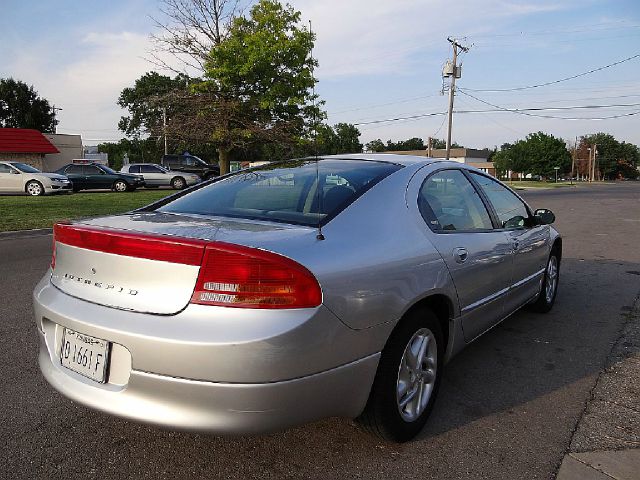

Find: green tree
<box><xmin>118</xmin><ymin>72</ymin><xmax>191</xmax><ymax>138</ymax></box>
<box><xmin>0</xmin><ymin>78</ymin><xmax>56</xmax><ymax>132</ymax></box>
<box><xmin>333</xmin><ymin>123</ymin><xmax>363</xmax><ymax>153</ymax></box>
<box><xmin>496</xmin><ymin>132</ymin><xmax>570</xmax><ymax>178</ymax></box>
<box><xmin>168</xmin><ymin>0</ymin><xmax>321</xmax><ymax>174</ymax></box>
<box><xmin>579</xmin><ymin>132</ymin><xmax>639</xmax><ymax>179</ymax></box>
<box><xmin>365</xmin><ymin>139</ymin><xmax>385</xmax><ymax>152</ymax></box>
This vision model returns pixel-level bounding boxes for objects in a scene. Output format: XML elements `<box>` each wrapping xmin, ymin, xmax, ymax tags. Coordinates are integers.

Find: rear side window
<box><xmin>419</xmin><ymin>169</ymin><xmax>493</xmax><ymax>231</ymax></box>
<box><xmin>470</xmin><ymin>173</ymin><xmax>530</xmax><ymax>229</ymax></box>
<box><xmin>66</xmin><ymin>165</ymin><xmax>83</xmax><ymax>174</ymax></box>
<box><xmin>157</xmin><ymin>159</ymin><xmax>402</xmax><ymax>226</ymax></box>
<box><xmin>84</xmin><ymin>165</ymin><xmax>102</xmax><ymax>175</ymax></box>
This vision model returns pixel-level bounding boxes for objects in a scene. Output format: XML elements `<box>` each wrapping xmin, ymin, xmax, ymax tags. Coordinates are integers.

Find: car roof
<box><xmin>127</xmin><ymin>163</ymin><xmax>162</xmax><ymax>166</ymax></box>
<box><xmin>321</xmin><ymin>153</ymin><xmax>441</xmax><ymax>167</ymax></box>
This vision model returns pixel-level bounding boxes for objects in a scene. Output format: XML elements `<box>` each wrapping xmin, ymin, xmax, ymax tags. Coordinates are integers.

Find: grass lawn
<box><xmin>506</xmin><ymin>181</ymin><xmax>576</xmax><ymax>189</ymax></box>
<box><xmin>0</xmin><ymin>190</ymin><xmax>174</xmax><ymax>232</ymax></box>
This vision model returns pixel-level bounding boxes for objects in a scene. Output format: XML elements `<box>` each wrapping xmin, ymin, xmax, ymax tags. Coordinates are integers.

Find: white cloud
<box><xmin>291</xmin><ymin>0</ymin><xmax>569</xmax><ymax>78</ymax></box>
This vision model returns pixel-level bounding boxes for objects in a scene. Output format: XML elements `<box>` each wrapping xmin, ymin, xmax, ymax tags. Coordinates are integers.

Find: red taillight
<box><xmin>191</xmin><ymin>243</ymin><xmax>322</xmax><ymax>309</ymax></box>
<box><xmin>52</xmin><ymin>223</ymin><xmax>322</xmax><ymax>309</ymax></box>
<box><xmin>53</xmin><ymin>223</ymin><xmax>207</xmax><ymax>266</ymax></box>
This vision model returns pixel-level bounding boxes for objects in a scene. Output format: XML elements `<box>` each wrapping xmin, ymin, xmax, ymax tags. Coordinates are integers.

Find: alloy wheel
<box><xmin>27</xmin><ymin>182</ymin><xmax>43</xmax><ymax>196</ymax></box>
<box><xmin>396</xmin><ymin>328</ymin><xmax>437</xmax><ymax>422</ymax></box>
<box><xmin>545</xmin><ymin>256</ymin><xmax>558</xmax><ymax>303</ymax></box>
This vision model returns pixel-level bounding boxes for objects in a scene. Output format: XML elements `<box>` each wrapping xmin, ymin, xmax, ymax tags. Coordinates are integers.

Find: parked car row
<box><xmin>0</xmin><ymin>160</ymin><xmax>211</xmax><ymax>195</ymax></box>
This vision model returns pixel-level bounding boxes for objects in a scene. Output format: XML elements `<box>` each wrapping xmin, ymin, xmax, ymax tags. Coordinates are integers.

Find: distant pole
<box><xmin>52</xmin><ymin>105</ymin><xmax>63</xmax><ymax>133</ymax></box>
<box><xmin>587</xmin><ymin>147</ymin><xmax>592</xmax><ymax>182</ymax></box>
<box><xmin>163</xmin><ymin>107</ymin><xmax>168</xmax><ymax>155</ymax></box>
<box><xmin>444</xmin><ymin>37</ymin><xmax>469</xmax><ymax>160</ymax></box>
<box><xmin>592</xmin><ymin>144</ymin><xmax>598</xmax><ymax>181</ymax></box>
<box><xmin>570</xmin><ymin>137</ymin><xmax>576</xmax><ymax>185</ymax></box>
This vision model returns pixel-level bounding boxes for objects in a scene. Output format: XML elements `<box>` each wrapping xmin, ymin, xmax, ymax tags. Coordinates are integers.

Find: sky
<box><xmin>1</xmin><ymin>0</ymin><xmax>639</xmax><ymax>150</ymax></box>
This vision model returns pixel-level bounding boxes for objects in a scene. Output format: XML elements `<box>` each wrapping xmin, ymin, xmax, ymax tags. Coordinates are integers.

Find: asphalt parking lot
<box><xmin>1</xmin><ymin>182</ymin><xmax>639</xmax><ymax>480</ymax></box>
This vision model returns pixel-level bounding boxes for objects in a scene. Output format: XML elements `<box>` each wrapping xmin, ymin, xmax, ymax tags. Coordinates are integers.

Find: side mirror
<box><xmin>534</xmin><ymin>208</ymin><xmax>555</xmax><ymax>225</ymax></box>
<box><xmin>11</xmin><ymin>169</ymin><xmax>20</xmax><ymax>174</ymax></box>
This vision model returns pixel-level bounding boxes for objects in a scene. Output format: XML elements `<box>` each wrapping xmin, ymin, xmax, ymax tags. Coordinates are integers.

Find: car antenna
<box><xmin>310</xmin><ymin>20</ymin><xmax>324</xmax><ymax>241</ymax></box>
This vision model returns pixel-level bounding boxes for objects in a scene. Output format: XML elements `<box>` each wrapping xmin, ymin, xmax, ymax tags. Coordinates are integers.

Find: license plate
<box><xmin>60</xmin><ymin>328</ymin><xmax>110</xmax><ymax>383</ymax></box>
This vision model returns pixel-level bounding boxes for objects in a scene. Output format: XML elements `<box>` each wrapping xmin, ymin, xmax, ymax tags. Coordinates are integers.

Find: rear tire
<box><xmin>356</xmin><ymin>309</ymin><xmax>443</xmax><ymax>442</ymax></box>
<box><xmin>171</xmin><ymin>177</ymin><xmax>186</xmax><ymax>190</ymax></box>
<box><xmin>26</xmin><ymin>180</ymin><xmax>44</xmax><ymax>196</ymax></box>
<box><xmin>527</xmin><ymin>252</ymin><xmax>560</xmax><ymax>313</ymax></box>
<box><xmin>113</xmin><ymin>180</ymin><xmax>128</xmax><ymax>192</ymax></box>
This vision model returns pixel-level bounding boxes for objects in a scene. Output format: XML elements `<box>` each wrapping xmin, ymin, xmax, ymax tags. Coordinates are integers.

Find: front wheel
<box><xmin>356</xmin><ymin>309</ymin><xmax>443</xmax><ymax>442</ymax></box>
<box><xmin>26</xmin><ymin>180</ymin><xmax>44</xmax><ymax>196</ymax></box>
<box><xmin>171</xmin><ymin>177</ymin><xmax>186</xmax><ymax>190</ymax></box>
<box><xmin>527</xmin><ymin>252</ymin><xmax>560</xmax><ymax>313</ymax></box>
<box><xmin>113</xmin><ymin>180</ymin><xmax>128</xmax><ymax>192</ymax></box>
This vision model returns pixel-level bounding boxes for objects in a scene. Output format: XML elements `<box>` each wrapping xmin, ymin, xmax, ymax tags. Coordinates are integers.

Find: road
<box><xmin>1</xmin><ymin>183</ymin><xmax>639</xmax><ymax>480</ymax></box>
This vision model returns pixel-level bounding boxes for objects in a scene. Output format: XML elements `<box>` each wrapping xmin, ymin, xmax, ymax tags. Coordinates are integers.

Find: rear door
<box><xmin>468</xmin><ymin>172</ymin><xmax>549</xmax><ymax>313</ymax></box>
<box><xmin>140</xmin><ymin>164</ymin><xmax>167</xmax><ymax>186</ymax></box>
<box><xmin>416</xmin><ymin>168</ymin><xmax>514</xmax><ymax>342</ymax></box>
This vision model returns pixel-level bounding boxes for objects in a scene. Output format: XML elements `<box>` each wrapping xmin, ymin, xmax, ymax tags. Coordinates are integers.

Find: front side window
<box><xmin>418</xmin><ymin>169</ymin><xmax>493</xmax><ymax>231</ymax></box>
<box><xmin>10</xmin><ymin>162</ymin><xmax>40</xmax><ymax>173</ymax></box>
<box><xmin>470</xmin><ymin>173</ymin><xmax>530</xmax><ymax>229</ymax></box>
<box><xmin>128</xmin><ymin>165</ymin><xmax>141</xmax><ymax>174</ymax></box>
<box><xmin>157</xmin><ymin>159</ymin><xmax>402</xmax><ymax>226</ymax></box>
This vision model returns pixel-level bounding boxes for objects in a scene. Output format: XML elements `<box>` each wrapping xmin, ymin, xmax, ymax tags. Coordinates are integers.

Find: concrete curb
<box><xmin>556</xmin><ymin>292</ymin><xmax>640</xmax><ymax>479</ymax></box>
<box><xmin>0</xmin><ymin>228</ymin><xmax>53</xmax><ymax>240</ymax></box>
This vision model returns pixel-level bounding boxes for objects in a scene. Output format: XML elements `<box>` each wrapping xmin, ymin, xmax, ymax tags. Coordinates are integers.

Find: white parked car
<box><xmin>0</xmin><ymin>161</ymin><xmax>72</xmax><ymax>195</ymax></box>
<box><xmin>121</xmin><ymin>163</ymin><xmax>201</xmax><ymax>190</ymax></box>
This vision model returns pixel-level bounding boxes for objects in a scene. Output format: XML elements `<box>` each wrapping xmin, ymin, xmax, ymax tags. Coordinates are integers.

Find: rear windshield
<box><xmin>156</xmin><ymin>159</ymin><xmax>402</xmax><ymax>226</ymax></box>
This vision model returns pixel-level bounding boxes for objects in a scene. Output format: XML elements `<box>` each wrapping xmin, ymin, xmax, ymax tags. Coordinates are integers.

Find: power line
<box><xmin>353</xmin><ymin>111</ymin><xmax>446</xmax><ymax>126</ymax></box>
<box><xmin>462</xmin><ymin>53</ymin><xmax>640</xmax><ymax>92</ymax></box>
<box><xmin>457</xmin><ymin>89</ymin><xmax>640</xmax><ymax>120</ymax></box>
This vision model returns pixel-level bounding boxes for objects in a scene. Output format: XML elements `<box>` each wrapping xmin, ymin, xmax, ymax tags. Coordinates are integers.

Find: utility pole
<box><xmin>163</xmin><ymin>107</ymin><xmax>168</xmax><ymax>155</ymax></box>
<box><xmin>570</xmin><ymin>137</ymin><xmax>577</xmax><ymax>185</ymax></box>
<box><xmin>592</xmin><ymin>144</ymin><xmax>598</xmax><ymax>182</ymax></box>
<box><xmin>52</xmin><ymin>105</ymin><xmax>63</xmax><ymax>133</ymax></box>
<box><xmin>444</xmin><ymin>37</ymin><xmax>469</xmax><ymax>160</ymax></box>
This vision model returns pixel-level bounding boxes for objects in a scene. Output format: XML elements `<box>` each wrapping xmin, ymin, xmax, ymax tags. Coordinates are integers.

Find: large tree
<box><xmin>0</xmin><ymin>78</ymin><xmax>56</xmax><ymax>132</ymax></box>
<box><xmin>118</xmin><ymin>72</ymin><xmax>191</xmax><ymax>138</ymax></box>
<box><xmin>494</xmin><ymin>132</ymin><xmax>571</xmax><ymax>178</ymax></box>
<box><xmin>578</xmin><ymin>132</ymin><xmax>639</xmax><ymax>180</ymax></box>
<box><xmin>161</xmin><ymin>0</ymin><xmax>321</xmax><ymax>173</ymax></box>
<box><xmin>149</xmin><ymin>0</ymin><xmax>242</xmax><ymax>73</ymax></box>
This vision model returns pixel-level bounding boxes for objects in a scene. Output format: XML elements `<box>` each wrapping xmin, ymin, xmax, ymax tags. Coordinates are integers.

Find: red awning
<box><xmin>0</xmin><ymin>128</ymin><xmax>59</xmax><ymax>154</ymax></box>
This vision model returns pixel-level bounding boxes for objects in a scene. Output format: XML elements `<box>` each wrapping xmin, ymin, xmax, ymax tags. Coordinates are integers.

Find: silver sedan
<box><xmin>121</xmin><ymin>163</ymin><xmax>200</xmax><ymax>189</ymax></box>
<box><xmin>34</xmin><ymin>154</ymin><xmax>561</xmax><ymax>442</ymax></box>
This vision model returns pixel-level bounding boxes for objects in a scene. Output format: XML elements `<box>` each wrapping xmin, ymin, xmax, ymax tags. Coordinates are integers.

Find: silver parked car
<box><xmin>34</xmin><ymin>154</ymin><xmax>561</xmax><ymax>442</ymax></box>
<box><xmin>0</xmin><ymin>161</ymin><xmax>72</xmax><ymax>195</ymax></box>
<box><xmin>120</xmin><ymin>163</ymin><xmax>200</xmax><ymax>189</ymax></box>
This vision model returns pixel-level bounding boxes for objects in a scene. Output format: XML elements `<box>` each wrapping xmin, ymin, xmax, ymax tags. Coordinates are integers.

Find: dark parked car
<box><xmin>161</xmin><ymin>154</ymin><xmax>220</xmax><ymax>180</ymax></box>
<box><xmin>55</xmin><ymin>163</ymin><xmax>144</xmax><ymax>192</ymax></box>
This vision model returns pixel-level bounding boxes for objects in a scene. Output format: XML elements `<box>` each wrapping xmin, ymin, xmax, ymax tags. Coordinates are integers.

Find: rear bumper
<box><xmin>38</xmin><ymin>331</ymin><xmax>378</xmax><ymax>433</ymax></box>
<box><xmin>33</xmin><ymin>274</ymin><xmax>383</xmax><ymax>433</ymax></box>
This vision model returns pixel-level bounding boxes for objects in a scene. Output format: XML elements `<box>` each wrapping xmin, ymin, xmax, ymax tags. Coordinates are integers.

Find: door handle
<box><xmin>453</xmin><ymin>247</ymin><xmax>468</xmax><ymax>264</ymax></box>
